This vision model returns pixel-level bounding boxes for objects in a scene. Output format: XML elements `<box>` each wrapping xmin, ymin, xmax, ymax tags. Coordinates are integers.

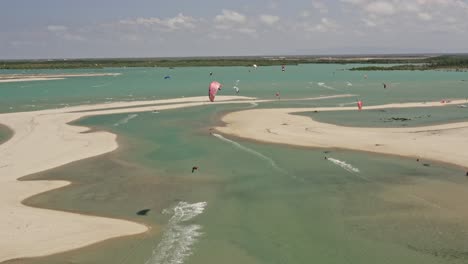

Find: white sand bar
<box><xmin>0</xmin><ymin>95</ymin><xmax>261</xmax><ymax>262</ymax></box>
<box><xmin>217</xmin><ymin>99</ymin><xmax>468</xmax><ymax>169</ymax></box>
<box><xmin>0</xmin><ymin>73</ymin><xmax>120</xmax><ymax>83</ymax></box>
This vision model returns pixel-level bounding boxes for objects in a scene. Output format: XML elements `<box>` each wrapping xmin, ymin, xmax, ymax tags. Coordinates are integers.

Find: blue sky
<box><xmin>1</xmin><ymin>0</ymin><xmax>468</xmax><ymax>59</ymax></box>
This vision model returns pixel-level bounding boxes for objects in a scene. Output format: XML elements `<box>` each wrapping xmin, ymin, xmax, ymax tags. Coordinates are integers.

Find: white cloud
<box><xmin>237</xmin><ymin>28</ymin><xmax>256</xmax><ymax>34</ymax></box>
<box><xmin>362</xmin><ymin>18</ymin><xmax>376</xmax><ymax>27</ymax></box>
<box><xmin>340</xmin><ymin>0</ymin><xmax>366</xmax><ymax>4</ymax></box>
<box><xmin>62</xmin><ymin>33</ymin><xmax>85</xmax><ymax>41</ymax></box>
<box><xmin>214</xmin><ymin>9</ymin><xmax>247</xmax><ymax>24</ymax></box>
<box><xmin>259</xmin><ymin>14</ymin><xmax>280</xmax><ymax>25</ymax></box>
<box><xmin>47</xmin><ymin>25</ymin><xmax>85</xmax><ymax>41</ymax></box>
<box><xmin>47</xmin><ymin>25</ymin><xmax>67</xmax><ymax>32</ymax></box>
<box><xmin>365</xmin><ymin>1</ymin><xmax>395</xmax><ymax>15</ymax></box>
<box><xmin>312</xmin><ymin>1</ymin><xmax>329</xmax><ymax>14</ymax></box>
<box><xmin>300</xmin><ymin>10</ymin><xmax>310</xmax><ymax>17</ymax></box>
<box><xmin>305</xmin><ymin>18</ymin><xmax>339</xmax><ymax>32</ymax></box>
<box><xmin>417</xmin><ymin>12</ymin><xmax>432</xmax><ymax>21</ymax></box>
<box><xmin>119</xmin><ymin>13</ymin><xmax>197</xmax><ymax>31</ymax></box>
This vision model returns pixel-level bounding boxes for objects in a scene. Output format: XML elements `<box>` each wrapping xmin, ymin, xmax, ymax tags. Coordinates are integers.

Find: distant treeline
<box><xmin>0</xmin><ymin>55</ymin><xmax>467</xmax><ymax>70</ymax></box>
<box><xmin>349</xmin><ymin>55</ymin><xmax>468</xmax><ymax>71</ymax></box>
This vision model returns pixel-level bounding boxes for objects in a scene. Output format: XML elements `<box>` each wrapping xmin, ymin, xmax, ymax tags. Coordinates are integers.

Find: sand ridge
<box><xmin>0</xmin><ymin>95</ymin><xmax>260</xmax><ymax>262</ymax></box>
<box><xmin>216</xmin><ymin>99</ymin><xmax>468</xmax><ymax>169</ymax></box>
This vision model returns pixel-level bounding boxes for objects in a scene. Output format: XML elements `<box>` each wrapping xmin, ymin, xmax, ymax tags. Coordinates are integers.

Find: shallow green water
<box><xmin>1</xmin><ymin>65</ymin><xmax>467</xmax><ymax>113</ymax></box>
<box><xmin>298</xmin><ymin>105</ymin><xmax>468</xmax><ymax>128</ymax></box>
<box><xmin>4</xmin><ymin>65</ymin><xmax>468</xmax><ymax>264</ymax></box>
<box><xmin>15</xmin><ymin>104</ymin><xmax>468</xmax><ymax>264</ymax></box>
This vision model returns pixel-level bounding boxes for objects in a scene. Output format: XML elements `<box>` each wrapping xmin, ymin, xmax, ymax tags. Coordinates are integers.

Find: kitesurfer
<box><xmin>208</xmin><ymin>81</ymin><xmax>222</xmax><ymax>102</ymax></box>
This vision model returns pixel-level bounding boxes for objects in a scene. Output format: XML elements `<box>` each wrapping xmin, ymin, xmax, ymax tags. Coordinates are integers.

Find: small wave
<box><xmin>338</xmin><ymin>101</ymin><xmax>358</xmax><ymax>107</ymax></box>
<box><xmin>327</xmin><ymin>157</ymin><xmax>360</xmax><ymax>173</ymax></box>
<box><xmin>212</xmin><ymin>133</ymin><xmax>286</xmax><ymax>173</ymax></box>
<box><xmin>317</xmin><ymin>82</ymin><xmax>338</xmax><ymax>91</ymax></box>
<box><xmin>346</xmin><ymin>82</ymin><xmax>353</xmax><ymax>86</ymax></box>
<box><xmin>113</xmin><ymin>114</ymin><xmax>138</xmax><ymax>126</ymax></box>
<box><xmin>145</xmin><ymin>201</ymin><xmax>207</xmax><ymax>264</ymax></box>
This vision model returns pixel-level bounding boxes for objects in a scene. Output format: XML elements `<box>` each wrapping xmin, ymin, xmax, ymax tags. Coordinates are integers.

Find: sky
<box><xmin>1</xmin><ymin>0</ymin><xmax>468</xmax><ymax>59</ymax></box>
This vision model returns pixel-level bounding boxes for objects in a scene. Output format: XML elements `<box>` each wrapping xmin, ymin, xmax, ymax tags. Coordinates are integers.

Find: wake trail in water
<box><xmin>145</xmin><ymin>201</ymin><xmax>207</xmax><ymax>264</ymax></box>
<box><xmin>317</xmin><ymin>82</ymin><xmax>339</xmax><ymax>91</ymax></box>
<box><xmin>338</xmin><ymin>101</ymin><xmax>358</xmax><ymax>107</ymax></box>
<box><xmin>327</xmin><ymin>158</ymin><xmax>360</xmax><ymax>173</ymax></box>
<box><xmin>113</xmin><ymin>114</ymin><xmax>138</xmax><ymax>126</ymax></box>
<box><xmin>212</xmin><ymin>133</ymin><xmax>286</xmax><ymax>173</ymax></box>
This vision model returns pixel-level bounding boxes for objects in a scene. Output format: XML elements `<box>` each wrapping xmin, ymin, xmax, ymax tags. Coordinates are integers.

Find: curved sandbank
<box><xmin>0</xmin><ymin>95</ymin><xmax>265</xmax><ymax>262</ymax></box>
<box><xmin>217</xmin><ymin>99</ymin><xmax>468</xmax><ymax>169</ymax></box>
<box><xmin>0</xmin><ymin>73</ymin><xmax>120</xmax><ymax>83</ymax></box>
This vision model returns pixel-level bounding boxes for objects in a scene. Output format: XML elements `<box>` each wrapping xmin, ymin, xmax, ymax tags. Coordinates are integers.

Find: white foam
<box><xmin>317</xmin><ymin>82</ymin><xmax>338</xmax><ymax>91</ymax></box>
<box><xmin>327</xmin><ymin>157</ymin><xmax>360</xmax><ymax>173</ymax></box>
<box><xmin>113</xmin><ymin>114</ymin><xmax>138</xmax><ymax>126</ymax></box>
<box><xmin>212</xmin><ymin>133</ymin><xmax>286</xmax><ymax>173</ymax></box>
<box><xmin>346</xmin><ymin>82</ymin><xmax>353</xmax><ymax>86</ymax></box>
<box><xmin>338</xmin><ymin>101</ymin><xmax>358</xmax><ymax>107</ymax></box>
<box><xmin>145</xmin><ymin>201</ymin><xmax>207</xmax><ymax>264</ymax></box>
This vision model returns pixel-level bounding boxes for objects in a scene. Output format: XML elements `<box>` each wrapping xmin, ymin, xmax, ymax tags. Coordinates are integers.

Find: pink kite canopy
<box><xmin>209</xmin><ymin>81</ymin><xmax>222</xmax><ymax>102</ymax></box>
<box><xmin>357</xmin><ymin>100</ymin><xmax>363</xmax><ymax>111</ymax></box>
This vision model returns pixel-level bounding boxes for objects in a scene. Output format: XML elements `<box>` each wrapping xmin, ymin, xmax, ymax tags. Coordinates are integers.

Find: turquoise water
<box><xmin>4</xmin><ymin>66</ymin><xmax>468</xmax><ymax>264</ymax></box>
<box><xmin>298</xmin><ymin>105</ymin><xmax>468</xmax><ymax>128</ymax></box>
<box><xmin>1</xmin><ymin>65</ymin><xmax>467</xmax><ymax>113</ymax></box>
<box><xmin>16</xmin><ymin>104</ymin><xmax>468</xmax><ymax>264</ymax></box>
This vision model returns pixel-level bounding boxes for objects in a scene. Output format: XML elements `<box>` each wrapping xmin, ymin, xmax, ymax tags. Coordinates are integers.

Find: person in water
<box><xmin>192</xmin><ymin>166</ymin><xmax>199</xmax><ymax>173</ymax></box>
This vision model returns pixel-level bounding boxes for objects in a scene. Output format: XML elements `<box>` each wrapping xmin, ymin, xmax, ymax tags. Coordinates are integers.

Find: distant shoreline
<box><xmin>1</xmin><ymin>55</ymin><xmax>467</xmax><ymax>70</ymax></box>
<box><xmin>0</xmin><ymin>55</ymin><xmax>437</xmax><ymax>69</ymax></box>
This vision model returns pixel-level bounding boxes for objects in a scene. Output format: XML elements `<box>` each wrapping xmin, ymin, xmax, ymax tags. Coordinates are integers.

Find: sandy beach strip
<box><xmin>0</xmin><ymin>73</ymin><xmax>120</xmax><ymax>83</ymax></box>
<box><xmin>217</xmin><ymin>99</ymin><xmax>468</xmax><ymax>169</ymax></box>
<box><xmin>0</xmin><ymin>95</ymin><xmax>276</xmax><ymax>262</ymax></box>
<box><xmin>0</xmin><ymin>77</ymin><xmax>65</xmax><ymax>83</ymax></box>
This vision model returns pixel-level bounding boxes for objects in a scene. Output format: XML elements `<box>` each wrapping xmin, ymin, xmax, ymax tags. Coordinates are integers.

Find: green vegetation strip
<box><xmin>350</xmin><ymin>55</ymin><xmax>468</xmax><ymax>71</ymax></box>
<box><xmin>0</xmin><ymin>55</ymin><xmax>434</xmax><ymax>69</ymax></box>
